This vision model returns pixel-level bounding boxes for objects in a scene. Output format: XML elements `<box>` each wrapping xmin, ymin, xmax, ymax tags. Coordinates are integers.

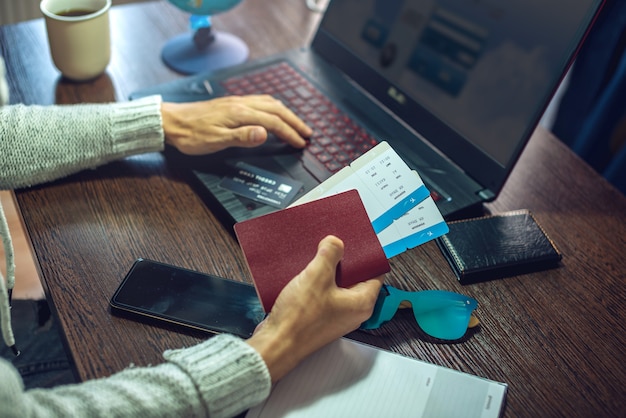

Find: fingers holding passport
<box><xmin>247</xmin><ymin>236</ymin><xmax>384</xmax><ymax>382</ymax></box>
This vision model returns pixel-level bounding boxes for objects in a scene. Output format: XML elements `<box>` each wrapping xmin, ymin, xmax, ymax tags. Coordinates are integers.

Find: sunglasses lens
<box><xmin>361</xmin><ymin>286</ymin><xmax>478</xmax><ymax>340</ymax></box>
<box><xmin>413</xmin><ymin>291</ymin><xmax>475</xmax><ymax>340</ymax></box>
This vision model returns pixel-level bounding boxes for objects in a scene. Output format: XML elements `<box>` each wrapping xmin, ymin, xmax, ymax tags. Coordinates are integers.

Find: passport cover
<box><xmin>234</xmin><ymin>189</ymin><xmax>391</xmax><ymax>312</ymax></box>
<box><xmin>436</xmin><ymin>210</ymin><xmax>561</xmax><ymax>285</ymax></box>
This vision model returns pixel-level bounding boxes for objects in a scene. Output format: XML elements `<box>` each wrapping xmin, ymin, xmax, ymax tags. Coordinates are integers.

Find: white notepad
<box><xmin>247</xmin><ymin>338</ymin><xmax>507</xmax><ymax>418</ymax></box>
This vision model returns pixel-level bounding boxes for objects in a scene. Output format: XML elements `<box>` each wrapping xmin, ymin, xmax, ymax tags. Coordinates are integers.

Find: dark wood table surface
<box><xmin>2</xmin><ymin>1</ymin><xmax>625</xmax><ymax>417</ymax></box>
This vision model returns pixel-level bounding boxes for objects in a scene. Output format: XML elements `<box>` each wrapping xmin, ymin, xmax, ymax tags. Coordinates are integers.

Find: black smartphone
<box><xmin>110</xmin><ymin>258</ymin><xmax>265</xmax><ymax>338</ymax></box>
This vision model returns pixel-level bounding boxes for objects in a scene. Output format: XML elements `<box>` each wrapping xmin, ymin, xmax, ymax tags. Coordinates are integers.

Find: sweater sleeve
<box><xmin>0</xmin><ymin>334</ymin><xmax>272</xmax><ymax>418</ymax></box>
<box><xmin>0</xmin><ymin>95</ymin><xmax>164</xmax><ymax>190</ymax></box>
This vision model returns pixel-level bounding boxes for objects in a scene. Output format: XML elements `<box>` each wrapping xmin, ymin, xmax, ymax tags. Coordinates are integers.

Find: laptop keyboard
<box><xmin>220</xmin><ymin>62</ymin><xmax>378</xmax><ymax>180</ymax></box>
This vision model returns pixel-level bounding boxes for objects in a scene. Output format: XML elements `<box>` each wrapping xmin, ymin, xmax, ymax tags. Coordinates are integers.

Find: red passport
<box><xmin>234</xmin><ymin>189</ymin><xmax>390</xmax><ymax>312</ymax></box>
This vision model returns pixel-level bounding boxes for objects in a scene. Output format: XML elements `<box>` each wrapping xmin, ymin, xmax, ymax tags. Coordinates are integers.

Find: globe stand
<box><xmin>161</xmin><ymin>26</ymin><xmax>248</xmax><ymax>75</ymax></box>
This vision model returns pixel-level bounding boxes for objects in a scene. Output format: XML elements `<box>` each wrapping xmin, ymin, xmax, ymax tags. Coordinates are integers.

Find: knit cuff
<box><xmin>164</xmin><ymin>334</ymin><xmax>271</xmax><ymax>418</ymax></box>
<box><xmin>110</xmin><ymin>95</ymin><xmax>164</xmax><ymax>155</ymax></box>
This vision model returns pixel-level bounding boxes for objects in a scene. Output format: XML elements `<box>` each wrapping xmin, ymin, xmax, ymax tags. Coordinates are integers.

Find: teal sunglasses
<box><xmin>360</xmin><ymin>284</ymin><xmax>479</xmax><ymax>340</ymax></box>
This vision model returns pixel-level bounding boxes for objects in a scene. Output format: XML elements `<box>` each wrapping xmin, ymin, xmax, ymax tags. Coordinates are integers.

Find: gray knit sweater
<box><xmin>0</xmin><ymin>57</ymin><xmax>271</xmax><ymax>417</ymax></box>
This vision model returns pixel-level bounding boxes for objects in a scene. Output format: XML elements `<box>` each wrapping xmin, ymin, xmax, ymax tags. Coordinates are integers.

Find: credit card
<box><xmin>219</xmin><ymin>162</ymin><xmax>303</xmax><ymax>209</ymax></box>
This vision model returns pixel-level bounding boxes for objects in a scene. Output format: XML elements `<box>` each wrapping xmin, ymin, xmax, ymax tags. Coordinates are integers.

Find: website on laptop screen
<box><xmin>320</xmin><ymin>0</ymin><xmax>600</xmax><ymax>168</ymax></box>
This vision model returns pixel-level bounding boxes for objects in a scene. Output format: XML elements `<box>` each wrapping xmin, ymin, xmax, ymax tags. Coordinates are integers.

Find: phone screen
<box><xmin>110</xmin><ymin>258</ymin><xmax>265</xmax><ymax>338</ymax></box>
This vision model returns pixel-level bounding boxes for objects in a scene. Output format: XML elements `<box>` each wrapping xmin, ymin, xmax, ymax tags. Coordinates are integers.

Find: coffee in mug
<box><xmin>40</xmin><ymin>0</ymin><xmax>112</xmax><ymax>81</ymax></box>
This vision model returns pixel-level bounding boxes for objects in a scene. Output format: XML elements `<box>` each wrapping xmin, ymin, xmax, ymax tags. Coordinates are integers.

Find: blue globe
<box><xmin>167</xmin><ymin>0</ymin><xmax>242</xmax><ymax>15</ymax></box>
<box><xmin>162</xmin><ymin>0</ymin><xmax>248</xmax><ymax>75</ymax></box>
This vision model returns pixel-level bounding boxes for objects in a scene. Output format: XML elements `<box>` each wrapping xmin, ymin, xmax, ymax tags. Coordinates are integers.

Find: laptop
<box><xmin>131</xmin><ymin>0</ymin><xmax>604</xmax><ymax>226</ymax></box>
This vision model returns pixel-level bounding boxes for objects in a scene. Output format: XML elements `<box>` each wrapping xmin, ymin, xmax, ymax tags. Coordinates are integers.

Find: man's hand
<box><xmin>161</xmin><ymin>95</ymin><xmax>312</xmax><ymax>155</ymax></box>
<box><xmin>246</xmin><ymin>236</ymin><xmax>384</xmax><ymax>383</ymax></box>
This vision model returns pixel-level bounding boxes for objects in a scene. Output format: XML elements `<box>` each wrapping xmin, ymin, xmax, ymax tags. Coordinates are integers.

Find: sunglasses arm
<box><xmin>360</xmin><ymin>285</ymin><xmax>395</xmax><ymax>330</ymax></box>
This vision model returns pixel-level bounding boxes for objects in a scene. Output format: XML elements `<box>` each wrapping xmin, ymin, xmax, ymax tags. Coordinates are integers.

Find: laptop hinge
<box><xmin>478</xmin><ymin>189</ymin><xmax>496</xmax><ymax>201</ymax></box>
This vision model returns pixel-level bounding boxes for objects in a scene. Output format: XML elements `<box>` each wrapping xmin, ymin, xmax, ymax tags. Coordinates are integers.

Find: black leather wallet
<box><xmin>436</xmin><ymin>210</ymin><xmax>562</xmax><ymax>284</ymax></box>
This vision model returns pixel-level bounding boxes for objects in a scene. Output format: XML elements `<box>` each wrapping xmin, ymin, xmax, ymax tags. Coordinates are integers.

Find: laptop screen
<box><xmin>314</xmin><ymin>0</ymin><xmax>602</xmax><ymax>189</ymax></box>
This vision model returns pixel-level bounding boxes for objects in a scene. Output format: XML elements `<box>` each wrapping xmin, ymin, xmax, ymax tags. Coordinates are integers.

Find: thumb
<box><xmin>229</xmin><ymin>126</ymin><xmax>268</xmax><ymax>148</ymax></box>
<box><xmin>315</xmin><ymin>235</ymin><xmax>345</xmax><ymax>268</ymax></box>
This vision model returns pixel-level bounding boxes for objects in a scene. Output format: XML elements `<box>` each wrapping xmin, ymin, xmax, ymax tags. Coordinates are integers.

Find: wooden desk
<box><xmin>2</xmin><ymin>1</ymin><xmax>625</xmax><ymax>416</ymax></box>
